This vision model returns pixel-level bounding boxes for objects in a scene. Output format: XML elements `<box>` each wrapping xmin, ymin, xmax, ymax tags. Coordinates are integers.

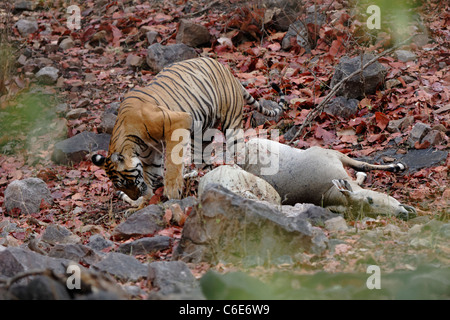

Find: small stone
<box><xmin>59</xmin><ymin>37</ymin><xmax>75</xmax><ymax>50</ymax></box>
<box><xmin>66</xmin><ymin>108</ymin><xmax>88</xmax><ymax>120</ymax></box>
<box><xmin>117</xmin><ymin>236</ymin><xmax>172</xmax><ymax>255</ymax></box>
<box><xmin>15</xmin><ymin>19</ymin><xmax>38</xmax><ymax>37</ymax></box>
<box><xmin>87</xmin><ymin>234</ymin><xmax>114</xmax><ymax>251</ymax></box>
<box><xmin>99</xmin><ymin>112</ymin><xmax>117</xmax><ymax>134</ymax></box>
<box><xmin>126</xmin><ymin>54</ymin><xmax>143</xmax><ymax>67</ymax></box>
<box><xmin>324</xmin><ymin>216</ymin><xmax>348</xmax><ymax>232</ymax></box>
<box><xmin>112</xmin><ymin>205</ymin><xmax>166</xmax><ymax>240</ymax></box>
<box><xmin>421</xmin><ymin>130</ymin><xmax>443</xmax><ymax>146</ymax></box>
<box><xmin>92</xmin><ymin>252</ymin><xmax>148</xmax><ymax>282</ymax></box>
<box><xmin>387</xmin><ymin>116</ymin><xmax>414</xmax><ymax>133</ymax></box>
<box><xmin>13</xmin><ymin>0</ymin><xmax>38</xmax><ymax>11</ymax></box>
<box><xmin>176</xmin><ymin>19</ymin><xmax>211</xmax><ymax>47</ymax></box>
<box><xmin>146</xmin><ymin>30</ymin><xmax>159</xmax><ymax>45</ymax></box>
<box><xmin>386</xmin><ymin>79</ymin><xmax>401</xmax><ymax>90</ymax></box>
<box><xmin>41</xmin><ymin>224</ymin><xmax>80</xmax><ymax>245</ymax></box>
<box><xmin>35</xmin><ymin>66</ymin><xmax>59</xmax><ymax>84</ymax></box>
<box><xmin>395</xmin><ymin>50</ymin><xmax>417</xmax><ymax>62</ymax></box>
<box><xmin>55</xmin><ymin>103</ymin><xmax>69</xmax><ymax>115</ymax></box>
<box><xmin>148</xmin><ymin>261</ymin><xmax>198</xmax><ymax>296</ymax></box>
<box><xmin>408</xmin><ymin>122</ymin><xmax>431</xmax><ymax>147</ymax></box>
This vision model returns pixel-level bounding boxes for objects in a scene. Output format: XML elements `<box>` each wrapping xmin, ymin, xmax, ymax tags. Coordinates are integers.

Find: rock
<box><xmin>55</xmin><ymin>103</ymin><xmax>69</xmax><ymax>115</ymax></box>
<box><xmin>407</xmin><ymin>224</ymin><xmax>422</xmax><ymax>237</ymax></box>
<box><xmin>48</xmin><ymin>244</ymin><xmax>102</xmax><ymax>265</ymax></box>
<box><xmin>4</xmin><ymin>178</ymin><xmax>53</xmax><ymax>216</ymax></box>
<box><xmin>33</xmin><ymin>57</ymin><xmax>54</xmax><ymax>69</ymax></box>
<box><xmin>15</xmin><ymin>19</ymin><xmax>38</xmax><ymax>37</ymax></box>
<box><xmin>267</xmin><ymin>0</ymin><xmax>303</xmax><ymax>31</ymax></box>
<box><xmin>422</xmin><ymin>219</ymin><xmax>444</xmax><ymax>232</ymax></box>
<box><xmin>87</xmin><ymin>234</ymin><xmax>114</xmax><ymax>251</ymax></box>
<box><xmin>382</xmin><ymin>224</ymin><xmax>404</xmax><ymax>237</ymax></box>
<box><xmin>324</xmin><ymin>216</ymin><xmax>348</xmax><ymax>232</ymax></box>
<box><xmin>117</xmin><ymin>236</ymin><xmax>172</xmax><ymax>255</ymax></box>
<box><xmin>13</xmin><ymin>0</ymin><xmax>37</xmax><ymax>11</ymax></box>
<box><xmin>176</xmin><ymin>19</ymin><xmax>211</xmax><ymax>47</ymax></box>
<box><xmin>126</xmin><ymin>54</ymin><xmax>144</xmax><ymax>67</ymax></box>
<box><xmin>146</xmin><ymin>30</ymin><xmax>159</xmax><ymax>45</ymax></box>
<box><xmin>198</xmin><ymin>165</ymin><xmax>281</xmax><ymax>205</ymax></box>
<box><xmin>66</xmin><ymin>108</ymin><xmax>88</xmax><ymax>120</ymax></box>
<box><xmin>174</xmin><ymin>184</ymin><xmax>328</xmax><ymax>264</ymax></box>
<box><xmin>76</xmin><ymin>99</ymin><xmax>90</xmax><ymax>108</ymax></box>
<box><xmin>162</xmin><ymin>196</ymin><xmax>197</xmax><ymax>213</ymax></box>
<box><xmin>385</xmin><ymin>78</ymin><xmax>402</xmax><ymax>90</ymax></box>
<box><xmin>395</xmin><ymin>50</ymin><xmax>417</xmax><ymax>62</ymax></box>
<box><xmin>35</xmin><ymin>66</ymin><xmax>59</xmax><ymax>84</ymax></box>
<box><xmin>421</xmin><ymin>130</ymin><xmax>444</xmax><ymax>146</ymax></box>
<box><xmin>280</xmin><ymin>203</ymin><xmax>338</xmax><ymax>225</ymax></box>
<box><xmin>9</xmin><ymin>275</ymin><xmax>72</xmax><ymax>300</ymax></box>
<box><xmin>41</xmin><ymin>224</ymin><xmax>81</xmax><ymax>245</ymax></box>
<box><xmin>407</xmin><ymin>122</ymin><xmax>431</xmax><ymax>147</ymax></box>
<box><xmin>439</xmin><ymin>224</ymin><xmax>450</xmax><ymax>238</ymax></box>
<box><xmin>412</xmin><ymin>34</ymin><xmax>429</xmax><ymax>47</ymax></box>
<box><xmin>324</xmin><ymin>96</ymin><xmax>359</xmax><ymax>119</ymax></box>
<box><xmin>0</xmin><ymin>247</ymin><xmax>75</xmax><ymax>278</ymax></box>
<box><xmin>281</xmin><ymin>11</ymin><xmax>325</xmax><ymax>52</ymax></box>
<box><xmin>16</xmin><ymin>54</ymin><xmax>27</xmax><ymax>66</ymax></box>
<box><xmin>98</xmin><ymin>112</ymin><xmax>117</xmax><ymax>134</ymax></box>
<box><xmin>282</xmin><ymin>20</ymin><xmax>309</xmax><ymax>51</ymax></box>
<box><xmin>59</xmin><ymin>37</ymin><xmax>75</xmax><ymax>50</ymax></box>
<box><xmin>92</xmin><ymin>252</ymin><xmax>148</xmax><ymax>282</ymax></box>
<box><xmin>146</xmin><ymin>43</ymin><xmax>197</xmax><ymax>73</ymax></box>
<box><xmin>52</xmin><ymin>131</ymin><xmax>111</xmax><ymax>165</ymax></box>
<box><xmin>112</xmin><ymin>205</ymin><xmax>166</xmax><ymax>240</ymax></box>
<box><xmin>148</xmin><ymin>261</ymin><xmax>199</xmax><ymax>297</ymax></box>
<box><xmin>387</xmin><ymin>116</ymin><xmax>414</xmax><ymax>133</ymax></box>
<box><xmin>330</xmin><ymin>54</ymin><xmax>386</xmax><ymax>99</ymax></box>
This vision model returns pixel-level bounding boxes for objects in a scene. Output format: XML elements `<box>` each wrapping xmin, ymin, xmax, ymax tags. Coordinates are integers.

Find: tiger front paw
<box><xmin>164</xmin><ymin>176</ymin><xmax>183</xmax><ymax>199</ymax></box>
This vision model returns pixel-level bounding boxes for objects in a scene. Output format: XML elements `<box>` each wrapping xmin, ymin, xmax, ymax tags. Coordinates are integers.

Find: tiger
<box><xmin>92</xmin><ymin>57</ymin><xmax>286</xmax><ymax>213</ymax></box>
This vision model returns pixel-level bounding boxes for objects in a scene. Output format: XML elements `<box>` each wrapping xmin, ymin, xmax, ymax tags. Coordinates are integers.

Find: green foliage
<box><xmin>200</xmin><ymin>265</ymin><xmax>450</xmax><ymax>300</ymax></box>
<box><xmin>0</xmin><ymin>89</ymin><xmax>59</xmax><ymax>154</ymax></box>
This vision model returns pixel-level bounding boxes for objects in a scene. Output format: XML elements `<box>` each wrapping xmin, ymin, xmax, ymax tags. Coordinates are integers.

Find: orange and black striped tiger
<box><xmin>92</xmin><ymin>57</ymin><xmax>285</xmax><ymax>212</ymax></box>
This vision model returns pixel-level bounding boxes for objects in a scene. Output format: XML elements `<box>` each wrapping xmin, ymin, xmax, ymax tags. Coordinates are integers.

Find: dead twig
<box><xmin>184</xmin><ymin>0</ymin><xmax>219</xmax><ymax>18</ymax></box>
<box><xmin>287</xmin><ymin>35</ymin><xmax>414</xmax><ymax>145</ymax></box>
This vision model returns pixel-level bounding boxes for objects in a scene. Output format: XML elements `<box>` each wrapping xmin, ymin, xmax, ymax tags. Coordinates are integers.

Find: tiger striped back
<box><xmin>92</xmin><ymin>57</ymin><xmax>285</xmax><ymax>211</ymax></box>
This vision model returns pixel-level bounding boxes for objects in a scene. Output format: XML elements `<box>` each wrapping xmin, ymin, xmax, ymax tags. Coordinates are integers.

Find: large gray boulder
<box><xmin>330</xmin><ymin>54</ymin><xmax>386</xmax><ymax>99</ymax></box>
<box><xmin>173</xmin><ymin>184</ymin><xmax>328</xmax><ymax>264</ymax></box>
<box><xmin>146</xmin><ymin>43</ymin><xmax>197</xmax><ymax>73</ymax></box>
<box><xmin>4</xmin><ymin>178</ymin><xmax>53</xmax><ymax>216</ymax></box>
<box><xmin>52</xmin><ymin>131</ymin><xmax>110</xmax><ymax>165</ymax></box>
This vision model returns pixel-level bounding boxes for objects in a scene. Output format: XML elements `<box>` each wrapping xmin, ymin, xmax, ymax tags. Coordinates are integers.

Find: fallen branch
<box><xmin>287</xmin><ymin>36</ymin><xmax>414</xmax><ymax>145</ymax></box>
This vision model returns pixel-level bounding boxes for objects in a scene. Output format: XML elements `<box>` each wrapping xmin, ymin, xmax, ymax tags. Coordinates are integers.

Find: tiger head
<box><xmin>92</xmin><ymin>152</ymin><xmax>149</xmax><ymax>200</ymax></box>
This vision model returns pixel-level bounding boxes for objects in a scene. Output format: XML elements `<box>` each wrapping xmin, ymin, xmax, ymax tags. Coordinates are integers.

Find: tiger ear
<box><xmin>110</xmin><ymin>152</ymin><xmax>124</xmax><ymax>164</ymax></box>
<box><xmin>92</xmin><ymin>154</ymin><xmax>106</xmax><ymax>167</ymax></box>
